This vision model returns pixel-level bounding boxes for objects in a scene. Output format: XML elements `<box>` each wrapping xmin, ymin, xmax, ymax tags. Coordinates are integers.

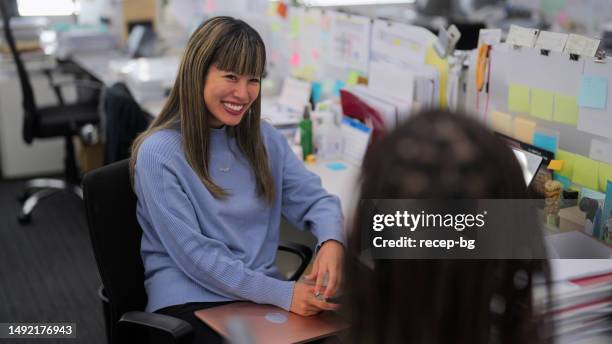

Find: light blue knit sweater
<box><xmin>134</xmin><ymin>122</ymin><xmax>344</xmax><ymax>312</ymax></box>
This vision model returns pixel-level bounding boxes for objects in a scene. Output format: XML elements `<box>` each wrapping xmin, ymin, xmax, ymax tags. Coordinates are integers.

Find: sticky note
<box><xmin>491</xmin><ymin>111</ymin><xmax>513</xmax><ymax>136</ymax></box>
<box><xmin>311</xmin><ymin>82</ymin><xmax>323</xmax><ymax>104</ymax></box>
<box><xmin>533</xmin><ymin>132</ymin><xmax>557</xmax><ymax>153</ymax></box>
<box><xmin>513</xmin><ymin>117</ymin><xmax>536</xmax><ymax>144</ymax></box>
<box><xmin>548</xmin><ymin>160</ymin><xmax>564</xmax><ymax>171</ymax></box>
<box><xmin>347</xmin><ymin>71</ymin><xmax>360</xmax><ymax>86</ymax></box>
<box><xmin>290</xmin><ymin>53</ymin><xmax>300</xmax><ymax>67</ymax></box>
<box><xmin>553</xmin><ymin>173</ymin><xmax>571</xmax><ymax>189</ymax></box>
<box><xmin>311</xmin><ymin>49</ymin><xmax>320</xmax><ymax>60</ymax></box>
<box><xmin>290</xmin><ymin>16</ymin><xmax>300</xmax><ymax>36</ymax></box>
<box><xmin>332</xmin><ymin>80</ymin><xmax>345</xmax><ymax>97</ymax></box>
<box><xmin>271</xmin><ymin>22</ymin><xmax>281</xmax><ymax>33</ymax></box>
<box><xmin>553</xmin><ymin>94</ymin><xmax>579</xmax><ymax>125</ymax></box>
<box><xmin>572</xmin><ymin>155</ymin><xmax>599</xmax><ymax>191</ymax></box>
<box><xmin>530</xmin><ymin>89</ymin><xmax>554</xmax><ymax>120</ymax></box>
<box><xmin>508</xmin><ymin>84</ymin><xmax>530</xmax><ymax>114</ymax></box>
<box><xmin>599</xmin><ymin>162</ymin><xmax>612</xmax><ymax>192</ymax></box>
<box><xmin>556</xmin><ymin>149</ymin><xmax>575</xmax><ymax>179</ymax></box>
<box><xmin>578</xmin><ymin>75</ymin><xmax>608</xmax><ymax>109</ymax></box>
<box><xmin>327</xmin><ymin>162</ymin><xmax>347</xmax><ymax>171</ymax></box>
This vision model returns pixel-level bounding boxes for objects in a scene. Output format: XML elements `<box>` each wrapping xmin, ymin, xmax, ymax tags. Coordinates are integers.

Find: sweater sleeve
<box><xmin>278</xmin><ymin>133</ymin><xmax>346</xmax><ymax>247</ymax></box>
<box><xmin>135</xmin><ymin>148</ymin><xmax>295</xmax><ymax>310</ymax></box>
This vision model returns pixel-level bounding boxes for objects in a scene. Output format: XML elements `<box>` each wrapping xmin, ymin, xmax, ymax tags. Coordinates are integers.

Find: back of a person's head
<box><xmin>346</xmin><ymin>110</ymin><xmax>549</xmax><ymax>344</ymax></box>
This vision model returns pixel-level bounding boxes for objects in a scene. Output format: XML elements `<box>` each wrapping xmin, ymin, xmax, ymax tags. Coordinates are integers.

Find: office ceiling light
<box><xmin>302</xmin><ymin>0</ymin><xmax>415</xmax><ymax>6</ymax></box>
<box><xmin>17</xmin><ymin>0</ymin><xmax>79</xmax><ymax>16</ymax></box>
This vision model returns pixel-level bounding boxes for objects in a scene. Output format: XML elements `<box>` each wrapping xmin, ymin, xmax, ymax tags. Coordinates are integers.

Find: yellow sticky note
<box><xmin>599</xmin><ymin>162</ymin><xmax>612</xmax><ymax>192</ymax></box>
<box><xmin>271</xmin><ymin>22</ymin><xmax>281</xmax><ymax>33</ymax></box>
<box><xmin>513</xmin><ymin>117</ymin><xmax>536</xmax><ymax>144</ymax></box>
<box><xmin>491</xmin><ymin>111</ymin><xmax>513</xmax><ymax>136</ymax></box>
<box><xmin>572</xmin><ymin>155</ymin><xmax>599</xmax><ymax>190</ymax></box>
<box><xmin>508</xmin><ymin>84</ymin><xmax>530</xmax><ymax>114</ymax></box>
<box><xmin>425</xmin><ymin>45</ymin><xmax>449</xmax><ymax>108</ymax></box>
<box><xmin>548</xmin><ymin>160</ymin><xmax>564</xmax><ymax>171</ymax></box>
<box><xmin>530</xmin><ymin>89</ymin><xmax>554</xmax><ymax>120</ymax></box>
<box><xmin>347</xmin><ymin>71</ymin><xmax>359</xmax><ymax>86</ymax></box>
<box><xmin>392</xmin><ymin>38</ymin><xmax>401</xmax><ymax>46</ymax></box>
<box><xmin>556</xmin><ymin>149</ymin><xmax>575</xmax><ymax>179</ymax></box>
<box><xmin>290</xmin><ymin>16</ymin><xmax>300</xmax><ymax>36</ymax></box>
<box><xmin>554</xmin><ymin>94</ymin><xmax>579</xmax><ymax>126</ymax></box>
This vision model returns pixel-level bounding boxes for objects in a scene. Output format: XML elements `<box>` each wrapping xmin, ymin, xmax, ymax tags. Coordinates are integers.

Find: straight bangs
<box><xmin>214</xmin><ymin>27</ymin><xmax>265</xmax><ymax>78</ymax></box>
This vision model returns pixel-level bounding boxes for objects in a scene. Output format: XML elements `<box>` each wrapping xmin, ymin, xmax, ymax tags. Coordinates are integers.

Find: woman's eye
<box><xmin>225</xmin><ymin>75</ymin><xmax>237</xmax><ymax>81</ymax></box>
<box><xmin>250</xmin><ymin>78</ymin><xmax>260</xmax><ymax>83</ymax></box>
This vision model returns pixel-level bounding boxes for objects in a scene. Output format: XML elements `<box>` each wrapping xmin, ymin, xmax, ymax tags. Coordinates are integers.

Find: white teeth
<box><xmin>223</xmin><ymin>102</ymin><xmax>244</xmax><ymax>112</ymax></box>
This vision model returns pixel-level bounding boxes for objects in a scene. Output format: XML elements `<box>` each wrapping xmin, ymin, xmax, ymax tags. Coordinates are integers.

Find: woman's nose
<box><xmin>232</xmin><ymin>81</ymin><xmax>249</xmax><ymax>100</ymax></box>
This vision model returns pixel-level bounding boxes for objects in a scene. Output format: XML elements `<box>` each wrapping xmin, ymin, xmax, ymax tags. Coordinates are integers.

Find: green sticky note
<box><xmin>530</xmin><ymin>89</ymin><xmax>554</xmax><ymax>120</ymax></box>
<box><xmin>508</xmin><ymin>84</ymin><xmax>530</xmax><ymax>114</ymax></box>
<box><xmin>347</xmin><ymin>71</ymin><xmax>359</xmax><ymax>86</ymax></box>
<box><xmin>554</xmin><ymin>94</ymin><xmax>579</xmax><ymax>125</ymax></box>
<box><xmin>271</xmin><ymin>22</ymin><xmax>281</xmax><ymax>33</ymax></box>
<box><xmin>572</xmin><ymin>155</ymin><xmax>599</xmax><ymax>191</ymax></box>
<box><xmin>599</xmin><ymin>162</ymin><xmax>612</xmax><ymax>192</ymax></box>
<box><xmin>290</xmin><ymin>16</ymin><xmax>300</xmax><ymax>36</ymax></box>
<box><xmin>556</xmin><ymin>149</ymin><xmax>575</xmax><ymax>179</ymax></box>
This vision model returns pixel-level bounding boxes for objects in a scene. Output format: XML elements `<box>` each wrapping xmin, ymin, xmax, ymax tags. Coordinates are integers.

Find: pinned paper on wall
<box><xmin>589</xmin><ymin>139</ymin><xmax>612</xmax><ymax>165</ymax></box>
<box><xmin>556</xmin><ymin>149</ymin><xmax>575</xmax><ymax>179</ymax></box>
<box><xmin>491</xmin><ymin>111</ymin><xmax>513</xmax><ymax>136</ymax></box>
<box><xmin>533</xmin><ymin>132</ymin><xmax>557</xmax><ymax>153</ymax></box>
<box><xmin>329</xmin><ymin>12</ymin><xmax>371</xmax><ymax>73</ymax></box>
<box><xmin>506</xmin><ymin>25</ymin><xmax>538</xmax><ymax>47</ymax></box>
<box><xmin>513</xmin><ymin>117</ymin><xmax>536</xmax><ymax>144</ymax></box>
<box><xmin>572</xmin><ymin>155</ymin><xmax>599</xmax><ymax>191</ymax></box>
<box><xmin>553</xmin><ymin>173</ymin><xmax>571</xmax><ymax>189</ymax></box>
<box><xmin>368</xmin><ymin>60</ymin><xmax>415</xmax><ymax>100</ymax></box>
<box><xmin>370</xmin><ymin>20</ymin><xmax>436</xmax><ymax>66</ymax></box>
<box><xmin>534</xmin><ymin>30</ymin><xmax>568</xmax><ymax>52</ymax></box>
<box><xmin>599</xmin><ymin>162</ymin><xmax>612</xmax><ymax>192</ymax></box>
<box><xmin>578</xmin><ymin>75</ymin><xmax>608</xmax><ymax>109</ymax></box>
<box><xmin>530</xmin><ymin>88</ymin><xmax>554</xmax><ymax>120</ymax></box>
<box><xmin>508</xmin><ymin>84</ymin><xmax>530</xmax><ymax>114</ymax></box>
<box><xmin>553</xmin><ymin>93</ymin><xmax>579</xmax><ymax>125</ymax></box>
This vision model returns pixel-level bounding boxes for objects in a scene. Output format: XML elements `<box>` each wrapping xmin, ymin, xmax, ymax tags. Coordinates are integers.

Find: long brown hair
<box><xmin>347</xmin><ymin>110</ymin><xmax>551</xmax><ymax>344</ymax></box>
<box><xmin>130</xmin><ymin>16</ymin><xmax>275</xmax><ymax>203</ymax></box>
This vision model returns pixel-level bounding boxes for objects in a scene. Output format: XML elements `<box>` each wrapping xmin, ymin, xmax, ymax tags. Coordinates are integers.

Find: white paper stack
<box><xmin>124</xmin><ymin>56</ymin><xmax>180</xmax><ymax>103</ymax></box>
<box><xmin>536</xmin><ymin>258</ymin><xmax>612</xmax><ymax>343</ymax></box>
<box><xmin>56</xmin><ymin>27</ymin><xmax>117</xmax><ymax>59</ymax></box>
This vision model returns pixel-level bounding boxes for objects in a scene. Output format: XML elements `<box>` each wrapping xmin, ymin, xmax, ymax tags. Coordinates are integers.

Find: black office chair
<box><xmin>0</xmin><ymin>1</ymin><xmax>101</xmax><ymax>224</ymax></box>
<box><xmin>82</xmin><ymin>159</ymin><xmax>313</xmax><ymax>344</ymax></box>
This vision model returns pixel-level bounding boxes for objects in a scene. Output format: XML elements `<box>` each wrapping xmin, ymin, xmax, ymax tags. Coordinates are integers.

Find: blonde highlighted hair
<box><xmin>130</xmin><ymin>16</ymin><xmax>275</xmax><ymax>203</ymax></box>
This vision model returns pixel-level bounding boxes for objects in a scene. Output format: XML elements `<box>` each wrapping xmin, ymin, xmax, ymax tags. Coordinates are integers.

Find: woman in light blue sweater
<box><xmin>129</xmin><ymin>16</ymin><xmax>345</xmax><ymax>343</ymax></box>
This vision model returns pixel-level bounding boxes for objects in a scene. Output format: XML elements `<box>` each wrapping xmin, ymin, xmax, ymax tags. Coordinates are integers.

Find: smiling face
<box><xmin>203</xmin><ymin>64</ymin><xmax>261</xmax><ymax>128</ymax></box>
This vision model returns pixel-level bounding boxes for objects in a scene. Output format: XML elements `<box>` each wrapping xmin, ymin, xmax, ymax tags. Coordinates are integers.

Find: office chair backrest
<box><xmin>82</xmin><ymin>159</ymin><xmax>147</xmax><ymax>340</ymax></box>
<box><xmin>0</xmin><ymin>0</ymin><xmax>38</xmax><ymax>144</ymax></box>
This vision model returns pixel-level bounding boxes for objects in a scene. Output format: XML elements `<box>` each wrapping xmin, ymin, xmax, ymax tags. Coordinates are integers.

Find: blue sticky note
<box><xmin>533</xmin><ymin>132</ymin><xmax>557</xmax><ymax>153</ymax></box>
<box><xmin>332</xmin><ymin>80</ymin><xmax>345</xmax><ymax>97</ymax></box>
<box><xmin>578</xmin><ymin>75</ymin><xmax>608</xmax><ymax>109</ymax></box>
<box><xmin>326</xmin><ymin>162</ymin><xmax>347</xmax><ymax>171</ymax></box>
<box><xmin>311</xmin><ymin>82</ymin><xmax>323</xmax><ymax>104</ymax></box>
<box><xmin>553</xmin><ymin>173</ymin><xmax>571</xmax><ymax>190</ymax></box>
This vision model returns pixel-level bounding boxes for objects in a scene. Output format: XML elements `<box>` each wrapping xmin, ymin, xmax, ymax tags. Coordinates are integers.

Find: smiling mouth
<box><xmin>222</xmin><ymin>102</ymin><xmax>245</xmax><ymax>113</ymax></box>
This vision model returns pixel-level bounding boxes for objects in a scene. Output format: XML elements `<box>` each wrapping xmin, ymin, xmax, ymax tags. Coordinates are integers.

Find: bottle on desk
<box><xmin>299</xmin><ymin>105</ymin><xmax>313</xmax><ymax>161</ymax></box>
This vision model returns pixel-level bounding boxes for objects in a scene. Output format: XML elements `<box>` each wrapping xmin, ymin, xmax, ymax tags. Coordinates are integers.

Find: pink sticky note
<box><xmin>206</xmin><ymin>0</ymin><xmax>216</xmax><ymax>12</ymax></box>
<box><xmin>271</xmin><ymin>50</ymin><xmax>279</xmax><ymax>63</ymax></box>
<box><xmin>312</xmin><ymin>49</ymin><xmax>320</xmax><ymax>60</ymax></box>
<box><xmin>291</xmin><ymin>53</ymin><xmax>300</xmax><ymax>66</ymax></box>
<box><xmin>556</xmin><ymin>10</ymin><xmax>567</xmax><ymax>25</ymax></box>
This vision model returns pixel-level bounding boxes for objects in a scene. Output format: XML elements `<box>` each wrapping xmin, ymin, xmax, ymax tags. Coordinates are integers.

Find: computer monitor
<box><xmin>511</xmin><ymin>146</ymin><xmax>543</xmax><ymax>186</ymax></box>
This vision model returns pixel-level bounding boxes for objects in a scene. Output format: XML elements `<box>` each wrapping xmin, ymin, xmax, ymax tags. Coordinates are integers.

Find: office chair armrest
<box><xmin>119</xmin><ymin>311</ymin><xmax>193</xmax><ymax>344</ymax></box>
<box><xmin>278</xmin><ymin>241</ymin><xmax>313</xmax><ymax>281</ymax></box>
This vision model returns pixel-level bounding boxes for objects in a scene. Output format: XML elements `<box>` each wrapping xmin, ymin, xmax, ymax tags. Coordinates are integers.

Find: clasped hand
<box><xmin>290</xmin><ymin>240</ymin><xmax>344</xmax><ymax>316</ymax></box>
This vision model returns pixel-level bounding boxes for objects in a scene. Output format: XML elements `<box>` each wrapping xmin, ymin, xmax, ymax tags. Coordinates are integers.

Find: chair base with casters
<box><xmin>83</xmin><ymin>160</ymin><xmax>313</xmax><ymax>344</ymax></box>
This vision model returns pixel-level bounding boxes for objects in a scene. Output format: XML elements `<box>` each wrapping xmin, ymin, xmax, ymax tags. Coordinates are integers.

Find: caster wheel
<box><xmin>17</xmin><ymin>213</ymin><xmax>31</xmax><ymax>224</ymax></box>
